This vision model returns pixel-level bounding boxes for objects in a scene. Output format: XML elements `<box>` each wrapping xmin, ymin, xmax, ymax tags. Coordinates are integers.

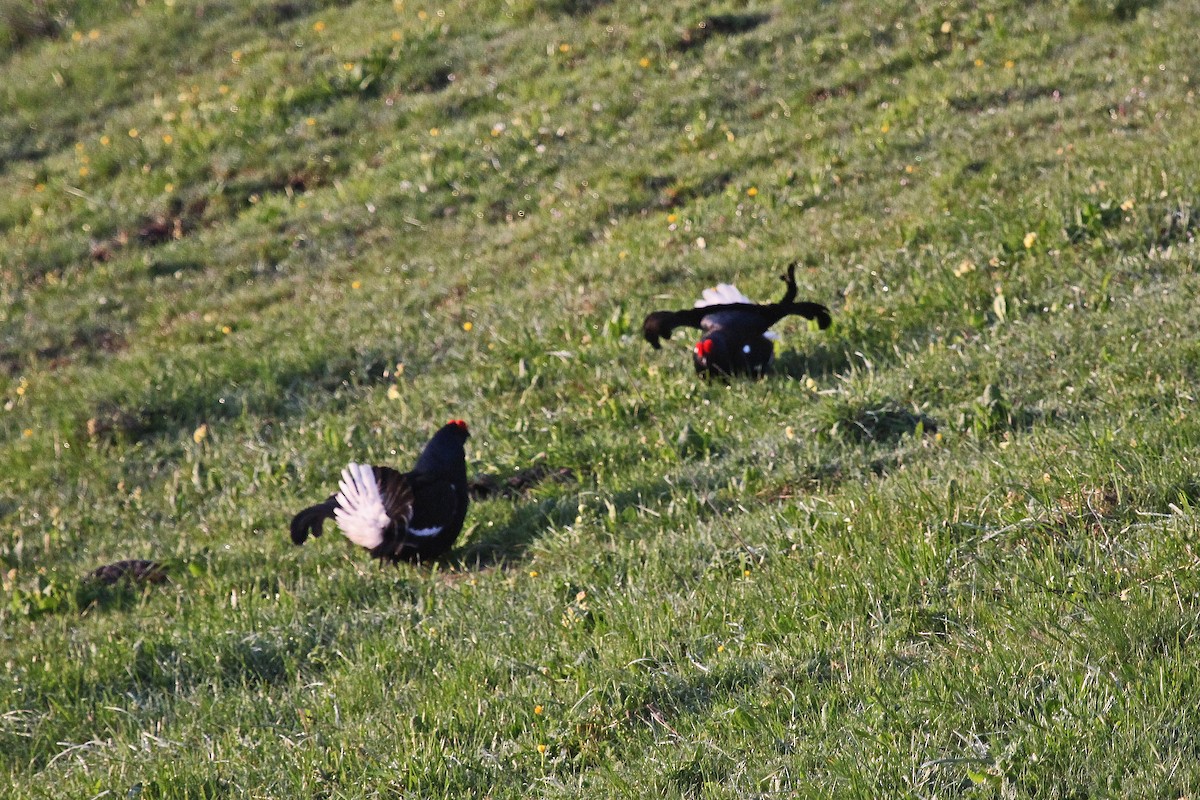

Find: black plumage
<box><xmin>642</xmin><ymin>264</ymin><xmax>831</xmax><ymax>378</ymax></box>
<box><xmin>290</xmin><ymin>420</ymin><xmax>470</xmax><ymax>563</ymax></box>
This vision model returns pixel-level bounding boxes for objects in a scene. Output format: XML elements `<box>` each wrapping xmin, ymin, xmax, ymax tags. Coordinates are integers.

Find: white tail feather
<box><xmin>695</xmin><ymin>283</ymin><xmax>753</xmax><ymax>308</ymax></box>
<box><xmin>334</xmin><ymin>462</ymin><xmax>390</xmax><ymax>549</ymax></box>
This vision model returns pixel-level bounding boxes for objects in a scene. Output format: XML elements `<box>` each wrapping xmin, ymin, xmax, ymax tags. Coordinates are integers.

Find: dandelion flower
<box><xmin>193</xmin><ymin>424</ymin><xmax>208</xmax><ymax>444</ymax></box>
<box><xmin>128</xmin><ymin>128</ymin><xmax>140</xmax><ymax>138</ymax></box>
<box><xmin>1023</xmin><ymin>232</ymin><xmax>1037</xmax><ymax>249</ymax></box>
<box><xmin>218</xmin><ymin>84</ymin><xmax>230</xmax><ymax>95</ymax></box>
<box><xmin>351</xmin><ymin>280</ymin><xmax>362</xmax><ymax>290</ymax></box>
<box><xmin>537</xmin><ymin>744</ymin><xmax>547</xmax><ymax>755</ymax></box>
<box><xmin>417</xmin><ymin>9</ymin><xmax>428</xmax><ymax>20</ymax></box>
<box><xmin>746</xmin><ymin>187</ymin><xmax>758</xmax><ymax>197</ymax></box>
<box><xmin>72</xmin><ymin>31</ymin><xmax>83</xmax><ymax>42</ymax></box>
<box><xmin>785</xmin><ymin>426</ymin><xmax>795</xmax><ymax>440</ymax></box>
<box><xmin>429</xmin><ymin>127</ymin><xmax>440</xmax><ymax>136</ymax></box>
<box><xmin>638</xmin><ymin>57</ymin><xmax>650</xmax><ymax>68</ymax></box>
<box><xmin>387</xmin><ymin>385</ymin><xmax>401</xmax><ymax>400</ymax></box>
<box><xmin>88</xmin><ymin>29</ymin><xmax>100</xmax><ymax>40</ymax></box>
<box><xmin>391</xmin><ymin>30</ymin><xmax>402</xmax><ymax>41</ymax></box>
<box><xmin>23</xmin><ymin>429</ymin><xmax>33</xmax><ymax>438</ymax></box>
<box><xmin>667</xmin><ymin>213</ymin><xmax>678</xmax><ymax>224</ymax></box>
<box><xmin>162</xmin><ymin>134</ymin><xmax>173</xmax><ymax>145</ymax></box>
<box><xmin>559</xmin><ymin>43</ymin><xmax>571</xmax><ymax>53</ymax></box>
<box><xmin>100</xmin><ymin>135</ymin><xmax>110</xmax><ymax>146</ymax></box>
<box><xmin>221</xmin><ymin>325</ymin><xmax>232</xmax><ymax>334</ymax></box>
<box><xmin>1120</xmin><ymin>198</ymin><xmax>1135</xmax><ymax>211</ymax></box>
<box><xmin>462</xmin><ymin>321</ymin><xmax>473</xmax><ymax>332</ymax></box>
<box><xmin>880</xmin><ymin>122</ymin><xmax>891</xmax><ymax>133</ymax></box>
<box><xmin>313</xmin><ymin>20</ymin><xmax>326</xmax><ymax>32</ymax></box>
<box><xmin>940</xmin><ymin>20</ymin><xmax>952</xmax><ymax>33</ymax></box>
<box><xmin>717</xmin><ymin>644</ymin><xmax>725</xmax><ymax>653</ymax></box>
<box><xmin>1004</xmin><ymin>59</ymin><xmax>1015</xmax><ymax>69</ymax></box>
<box><xmin>529</xmin><ymin>570</ymin><xmax>539</xmax><ymax>578</ymax></box>
<box><xmin>78</xmin><ymin>167</ymin><xmax>90</xmax><ymax>177</ymax></box>
<box><xmin>534</xmin><ymin>705</ymin><xmax>544</xmax><ymax>715</ymax></box>
<box><xmin>974</xmin><ymin>58</ymin><xmax>984</xmax><ymax>67</ymax></box>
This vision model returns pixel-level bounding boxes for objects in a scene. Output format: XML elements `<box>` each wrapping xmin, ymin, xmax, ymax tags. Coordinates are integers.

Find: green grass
<box><xmin>3</xmin><ymin>0</ymin><xmax>1200</xmax><ymax>796</ymax></box>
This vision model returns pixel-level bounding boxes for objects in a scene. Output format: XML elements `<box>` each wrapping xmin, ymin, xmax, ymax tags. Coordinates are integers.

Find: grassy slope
<box><xmin>2</xmin><ymin>0</ymin><xmax>1200</xmax><ymax>796</ymax></box>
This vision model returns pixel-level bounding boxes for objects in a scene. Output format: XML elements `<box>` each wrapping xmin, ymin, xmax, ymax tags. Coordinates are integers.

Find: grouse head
<box><xmin>412</xmin><ymin>418</ymin><xmax>470</xmax><ymax>474</ymax></box>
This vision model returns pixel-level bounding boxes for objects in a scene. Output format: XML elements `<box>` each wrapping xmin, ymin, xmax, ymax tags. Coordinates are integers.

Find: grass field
<box><xmin>3</xmin><ymin>0</ymin><xmax>1200</xmax><ymax>796</ymax></box>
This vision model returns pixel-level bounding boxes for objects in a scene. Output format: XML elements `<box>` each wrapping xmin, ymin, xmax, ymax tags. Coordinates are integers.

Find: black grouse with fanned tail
<box><xmin>290</xmin><ymin>420</ymin><xmax>470</xmax><ymax>563</ymax></box>
<box><xmin>642</xmin><ymin>264</ymin><xmax>832</xmax><ymax>378</ymax></box>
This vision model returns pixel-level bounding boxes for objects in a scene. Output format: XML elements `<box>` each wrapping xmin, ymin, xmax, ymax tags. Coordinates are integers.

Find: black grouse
<box><xmin>642</xmin><ymin>264</ymin><xmax>832</xmax><ymax>378</ymax></box>
<box><xmin>290</xmin><ymin>419</ymin><xmax>470</xmax><ymax>563</ymax></box>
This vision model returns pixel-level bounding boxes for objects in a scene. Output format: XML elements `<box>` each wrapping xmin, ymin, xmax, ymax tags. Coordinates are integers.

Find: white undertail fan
<box><xmin>334</xmin><ymin>463</ymin><xmax>391</xmax><ymax>549</ymax></box>
<box><xmin>694</xmin><ymin>283</ymin><xmax>752</xmax><ymax>308</ymax></box>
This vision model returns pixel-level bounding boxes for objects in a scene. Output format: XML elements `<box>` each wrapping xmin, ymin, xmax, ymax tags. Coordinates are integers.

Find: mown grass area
<box><xmin>3</xmin><ymin>0</ymin><xmax>1200</xmax><ymax>795</ymax></box>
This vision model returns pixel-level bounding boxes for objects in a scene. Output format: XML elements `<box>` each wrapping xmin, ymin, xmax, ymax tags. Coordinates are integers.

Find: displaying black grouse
<box><xmin>290</xmin><ymin>419</ymin><xmax>470</xmax><ymax>563</ymax></box>
<box><xmin>642</xmin><ymin>264</ymin><xmax>832</xmax><ymax>378</ymax></box>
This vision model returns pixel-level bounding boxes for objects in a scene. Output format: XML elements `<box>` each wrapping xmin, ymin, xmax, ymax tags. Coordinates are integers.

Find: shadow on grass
<box><xmin>453</xmin><ymin>496</ymin><xmax>577</xmax><ymax>568</ymax></box>
<box><xmin>82</xmin><ymin>346</ymin><xmax>397</xmax><ymax>444</ymax></box>
<box><xmin>772</xmin><ymin>343</ymin><xmax>855</xmax><ymax>381</ymax></box>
